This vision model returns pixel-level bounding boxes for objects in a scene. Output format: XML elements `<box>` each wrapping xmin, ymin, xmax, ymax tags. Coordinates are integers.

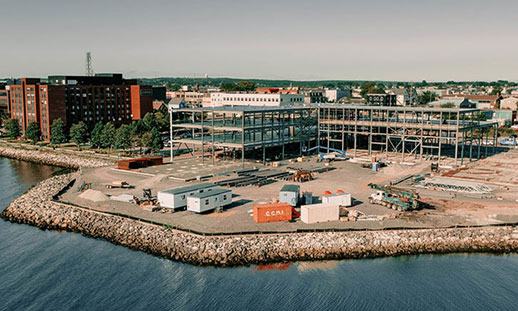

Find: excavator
<box><xmin>294</xmin><ymin>170</ymin><xmax>314</xmax><ymax>182</ymax></box>
<box><xmin>368</xmin><ymin>183</ymin><xmax>430</xmax><ymax>211</ymax></box>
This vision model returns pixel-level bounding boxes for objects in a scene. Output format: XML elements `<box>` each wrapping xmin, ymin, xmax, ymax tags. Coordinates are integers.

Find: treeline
<box><xmin>2</xmin><ymin>112</ymin><xmax>169</xmax><ymax>152</ymax></box>
<box><xmin>139</xmin><ymin>77</ymin><xmax>518</xmax><ymax>90</ymax></box>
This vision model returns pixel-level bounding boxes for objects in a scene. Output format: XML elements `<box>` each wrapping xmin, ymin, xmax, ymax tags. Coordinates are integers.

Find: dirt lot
<box><xmin>61</xmin><ymin>152</ymin><xmax>518</xmax><ymax>234</ymax></box>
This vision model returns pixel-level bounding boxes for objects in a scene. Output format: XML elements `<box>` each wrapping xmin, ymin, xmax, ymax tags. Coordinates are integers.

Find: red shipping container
<box><xmin>253</xmin><ymin>203</ymin><xmax>292</xmax><ymax>223</ymax></box>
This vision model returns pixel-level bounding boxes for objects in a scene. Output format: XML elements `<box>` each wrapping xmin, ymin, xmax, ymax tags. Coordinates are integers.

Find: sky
<box><xmin>1</xmin><ymin>0</ymin><xmax>517</xmax><ymax>81</ymax></box>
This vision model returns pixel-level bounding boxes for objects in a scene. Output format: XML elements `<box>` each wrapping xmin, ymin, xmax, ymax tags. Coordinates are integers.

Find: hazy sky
<box><xmin>1</xmin><ymin>0</ymin><xmax>517</xmax><ymax>81</ymax></box>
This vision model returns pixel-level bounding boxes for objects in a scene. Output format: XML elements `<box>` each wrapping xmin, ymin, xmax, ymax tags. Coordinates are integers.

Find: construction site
<box><xmin>45</xmin><ymin>105</ymin><xmax>516</xmax><ymax>234</ymax></box>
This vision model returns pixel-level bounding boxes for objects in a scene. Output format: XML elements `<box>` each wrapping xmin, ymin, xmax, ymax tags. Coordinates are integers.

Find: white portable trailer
<box><xmin>187</xmin><ymin>188</ymin><xmax>232</xmax><ymax>213</ymax></box>
<box><xmin>157</xmin><ymin>183</ymin><xmax>218</xmax><ymax>209</ymax></box>
<box><xmin>300</xmin><ymin>203</ymin><xmax>339</xmax><ymax>224</ymax></box>
<box><xmin>322</xmin><ymin>193</ymin><xmax>352</xmax><ymax>207</ymax></box>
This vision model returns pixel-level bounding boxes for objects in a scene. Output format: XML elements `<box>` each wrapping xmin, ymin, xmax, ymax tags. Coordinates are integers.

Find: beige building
<box><xmin>500</xmin><ymin>97</ymin><xmax>518</xmax><ymax>110</ymax></box>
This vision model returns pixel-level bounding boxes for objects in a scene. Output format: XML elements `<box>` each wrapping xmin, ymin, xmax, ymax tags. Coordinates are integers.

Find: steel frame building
<box><xmin>318</xmin><ymin>105</ymin><xmax>498</xmax><ymax>165</ymax></box>
<box><xmin>169</xmin><ymin>106</ymin><xmax>318</xmax><ymax>166</ymax></box>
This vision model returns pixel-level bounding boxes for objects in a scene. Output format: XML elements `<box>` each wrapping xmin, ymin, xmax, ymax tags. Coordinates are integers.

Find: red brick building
<box><xmin>9</xmin><ymin>74</ymin><xmax>153</xmax><ymax>140</ymax></box>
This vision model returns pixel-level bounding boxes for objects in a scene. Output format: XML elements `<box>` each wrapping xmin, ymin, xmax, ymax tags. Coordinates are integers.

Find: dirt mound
<box><xmin>79</xmin><ymin>189</ymin><xmax>108</xmax><ymax>202</ymax></box>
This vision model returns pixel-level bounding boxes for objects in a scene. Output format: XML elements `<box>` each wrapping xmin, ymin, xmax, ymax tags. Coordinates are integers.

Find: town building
<box><xmin>325</xmin><ymin>89</ymin><xmax>351</xmax><ymax>103</ymax></box>
<box><xmin>499</xmin><ymin>97</ymin><xmax>518</xmax><ymax>110</ymax></box>
<box><xmin>387</xmin><ymin>88</ymin><xmax>418</xmax><ymax>106</ymax></box>
<box><xmin>207</xmin><ymin>92</ymin><xmax>304</xmax><ymax>108</ymax></box>
<box><xmin>9</xmin><ymin>74</ymin><xmax>152</xmax><ymax>140</ymax></box>
<box><xmin>256</xmin><ymin>88</ymin><xmax>299</xmax><ymax>94</ymax></box>
<box><xmin>428</xmin><ymin>98</ymin><xmax>476</xmax><ymax>109</ymax></box>
<box><xmin>441</xmin><ymin>94</ymin><xmax>500</xmax><ymax>110</ymax></box>
<box><xmin>0</xmin><ymin>83</ymin><xmax>8</xmax><ymax>115</ymax></box>
<box><xmin>152</xmin><ymin>86</ymin><xmax>167</xmax><ymax>101</ymax></box>
<box><xmin>366</xmin><ymin>93</ymin><xmax>397</xmax><ymax>106</ymax></box>
<box><xmin>303</xmin><ymin>90</ymin><xmax>326</xmax><ymax>104</ymax></box>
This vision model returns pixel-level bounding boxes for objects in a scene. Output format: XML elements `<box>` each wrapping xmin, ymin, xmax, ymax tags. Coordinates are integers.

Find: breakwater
<box><xmin>2</xmin><ymin>174</ymin><xmax>518</xmax><ymax>267</ymax></box>
<box><xmin>0</xmin><ymin>145</ymin><xmax>112</xmax><ymax>168</ymax></box>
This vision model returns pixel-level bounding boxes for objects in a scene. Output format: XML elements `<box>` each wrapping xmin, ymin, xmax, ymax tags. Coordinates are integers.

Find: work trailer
<box><xmin>279</xmin><ymin>184</ymin><xmax>300</xmax><ymax>206</ymax></box>
<box><xmin>157</xmin><ymin>183</ymin><xmax>218</xmax><ymax>209</ymax></box>
<box><xmin>187</xmin><ymin>188</ymin><xmax>232</xmax><ymax>213</ymax></box>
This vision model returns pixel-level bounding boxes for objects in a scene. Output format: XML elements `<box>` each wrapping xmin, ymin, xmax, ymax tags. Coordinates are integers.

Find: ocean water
<box><xmin>1</xmin><ymin>157</ymin><xmax>518</xmax><ymax>311</ymax></box>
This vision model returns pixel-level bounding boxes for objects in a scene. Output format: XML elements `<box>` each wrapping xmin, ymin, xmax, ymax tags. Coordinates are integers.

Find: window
<box><xmin>205</xmin><ymin>199</ymin><xmax>209</xmax><ymax>205</ymax></box>
<box><xmin>181</xmin><ymin>195</ymin><xmax>185</xmax><ymax>200</ymax></box>
<box><xmin>223</xmin><ymin>195</ymin><xmax>227</xmax><ymax>200</ymax></box>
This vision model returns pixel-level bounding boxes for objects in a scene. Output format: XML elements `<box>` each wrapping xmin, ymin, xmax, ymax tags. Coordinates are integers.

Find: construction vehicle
<box><xmin>368</xmin><ymin>183</ymin><xmax>427</xmax><ymax>211</ymax></box>
<box><xmin>294</xmin><ymin>170</ymin><xmax>314</xmax><ymax>182</ymax></box>
<box><xmin>103</xmin><ymin>181</ymin><xmax>131</xmax><ymax>189</ymax></box>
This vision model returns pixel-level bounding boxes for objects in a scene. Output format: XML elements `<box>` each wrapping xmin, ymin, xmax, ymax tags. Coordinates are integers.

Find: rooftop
<box><xmin>159</xmin><ymin>183</ymin><xmax>216</xmax><ymax>195</ymax></box>
<box><xmin>188</xmin><ymin>188</ymin><xmax>231</xmax><ymax>199</ymax></box>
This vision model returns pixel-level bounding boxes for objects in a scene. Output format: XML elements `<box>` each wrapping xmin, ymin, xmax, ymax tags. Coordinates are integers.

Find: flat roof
<box><xmin>159</xmin><ymin>183</ymin><xmax>216</xmax><ymax>195</ymax></box>
<box><xmin>318</xmin><ymin>104</ymin><xmax>480</xmax><ymax>113</ymax></box>
<box><xmin>176</xmin><ymin>105</ymin><xmax>316</xmax><ymax>113</ymax></box>
<box><xmin>281</xmin><ymin>185</ymin><xmax>300</xmax><ymax>192</ymax></box>
<box><xmin>188</xmin><ymin>188</ymin><xmax>231</xmax><ymax>199</ymax></box>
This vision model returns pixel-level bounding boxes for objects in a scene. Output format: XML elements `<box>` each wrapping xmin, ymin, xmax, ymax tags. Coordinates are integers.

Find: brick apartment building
<box><xmin>0</xmin><ymin>82</ymin><xmax>8</xmax><ymax>115</ymax></box>
<box><xmin>9</xmin><ymin>74</ymin><xmax>152</xmax><ymax>140</ymax></box>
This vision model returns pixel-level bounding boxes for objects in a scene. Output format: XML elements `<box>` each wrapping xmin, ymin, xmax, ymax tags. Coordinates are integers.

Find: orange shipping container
<box><xmin>253</xmin><ymin>203</ymin><xmax>292</xmax><ymax>223</ymax></box>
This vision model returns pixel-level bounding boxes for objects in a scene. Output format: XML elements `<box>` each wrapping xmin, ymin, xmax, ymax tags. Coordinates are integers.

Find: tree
<box><xmin>441</xmin><ymin>102</ymin><xmax>455</xmax><ymax>108</ymax></box>
<box><xmin>418</xmin><ymin>91</ymin><xmax>438</xmax><ymax>105</ymax></box>
<box><xmin>100</xmin><ymin>123</ymin><xmax>116</xmax><ymax>149</ymax></box>
<box><xmin>360</xmin><ymin>82</ymin><xmax>385</xmax><ymax>98</ymax></box>
<box><xmin>90</xmin><ymin>122</ymin><xmax>104</xmax><ymax>148</ymax></box>
<box><xmin>143</xmin><ymin>112</ymin><xmax>157</xmax><ymax>131</ymax></box>
<box><xmin>5</xmin><ymin>119</ymin><xmax>21</xmax><ymax>139</ymax></box>
<box><xmin>220</xmin><ymin>81</ymin><xmax>256</xmax><ymax>92</ymax></box>
<box><xmin>26</xmin><ymin>122</ymin><xmax>41</xmax><ymax>144</ymax></box>
<box><xmin>50</xmin><ymin>118</ymin><xmax>67</xmax><ymax>145</ymax></box>
<box><xmin>0</xmin><ymin>113</ymin><xmax>9</xmax><ymax>128</ymax></box>
<box><xmin>115</xmin><ymin>124</ymin><xmax>132</xmax><ymax>150</ymax></box>
<box><xmin>490</xmin><ymin>87</ymin><xmax>502</xmax><ymax>96</ymax></box>
<box><xmin>154</xmin><ymin>112</ymin><xmax>169</xmax><ymax>132</ymax></box>
<box><xmin>69</xmin><ymin>122</ymin><xmax>89</xmax><ymax>149</ymax></box>
<box><xmin>149</xmin><ymin>127</ymin><xmax>163</xmax><ymax>151</ymax></box>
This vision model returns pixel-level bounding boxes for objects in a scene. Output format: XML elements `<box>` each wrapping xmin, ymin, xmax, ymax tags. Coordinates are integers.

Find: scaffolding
<box><xmin>318</xmin><ymin>105</ymin><xmax>498</xmax><ymax>165</ymax></box>
<box><xmin>169</xmin><ymin>106</ymin><xmax>318</xmax><ymax>167</ymax></box>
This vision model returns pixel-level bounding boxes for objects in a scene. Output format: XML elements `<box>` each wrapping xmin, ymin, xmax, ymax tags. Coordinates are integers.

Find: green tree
<box><xmin>141</xmin><ymin>132</ymin><xmax>153</xmax><ymax>150</ymax></box>
<box><xmin>441</xmin><ymin>102</ymin><xmax>456</xmax><ymax>108</ymax></box>
<box><xmin>5</xmin><ymin>119</ymin><xmax>21</xmax><ymax>139</ymax></box>
<box><xmin>149</xmin><ymin>127</ymin><xmax>163</xmax><ymax>151</ymax></box>
<box><xmin>490</xmin><ymin>87</ymin><xmax>502</xmax><ymax>96</ymax></box>
<box><xmin>100</xmin><ymin>123</ymin><xmax>116</xmax><ymax>149</ymax></box>
<box><xmin>26</xmin><ymin>122</ymin><xmax>41</xmax><ymax>144</ymax></box>
<box><xmin>90</xmin><ymin>122</ymin><xmax>104</xmax><ymax>148</ymax></box>
<box><xmin>154</xmin><ymin>111</ymin><xmax>169</xmax><ymax>132</ymax></box>
<box><xmin>115</xmin><ymin>124</ymin><xmax>132</xmax><ymax>150</ymax></box>
<box><xmin>69</xmin><ymin>122</ymin><xmax>89</xmax><ymax>149</ymax></box>
<box><xmin>235</xmin><ymin>81</ymin><xmax>256</xmax><ymax>91</ymax></box>
<box><xmin>143</xmin><ymin>113</ymin><xmax>157</xmax><ymax>131</ymax></box>
<box><xmin>50</xmin><ymin>118</ymin><xmax>67</xmax><ymax>145</ymax></box>
<box><xmin>418</xmin><ymin>91</ymin><xmax>438</xmax><ymax>105</ymax></box>
<box><xmin>360</xmin><ymin>82</ymin><xmax>385</xmax><ymax>98</ymax></box>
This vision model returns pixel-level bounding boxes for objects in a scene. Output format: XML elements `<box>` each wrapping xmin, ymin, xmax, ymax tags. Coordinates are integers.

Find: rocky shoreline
<box><xmin>2</xmin><ymin>174</ymin><xmax>518</xmax><ymax>266</ymax></box>
<box><xmin>0</xmin><ymin>145</ymin><xmax>113</xmax><ymax>168</ymax></box>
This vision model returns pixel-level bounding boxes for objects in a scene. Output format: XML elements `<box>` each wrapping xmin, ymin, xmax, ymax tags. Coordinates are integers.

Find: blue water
<box><xmin>1</xmin><ymin>157</ymin><xmax>518</xmax><ymax>311</ymax></box>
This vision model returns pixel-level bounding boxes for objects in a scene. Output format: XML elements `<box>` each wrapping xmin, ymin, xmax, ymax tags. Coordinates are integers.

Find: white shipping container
<box><xmin>300</xmin><ymin>203</ymin><xmax>339</xmax><ymax>224</ymax></box>
<box><xmin>322</xmin><ymin>193</ymin><xmax>352</xmax><ymax>207</ymax></box>
<box><xmin>158</xmin><ymin>183</ymin><xmax>218</xmax><ymax>209</ymax></box>
<box><xmin>187</xmin><ymin>188</ymin><xmax>232</xmax><ymax>213</ymax></box>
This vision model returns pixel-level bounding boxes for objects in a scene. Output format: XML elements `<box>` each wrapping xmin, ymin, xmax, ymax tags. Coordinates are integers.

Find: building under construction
<box><xmin>318</xmin><ymin>105</ymin><xmax>498</xmax><ymax>165</ymax></box>
<box><xmin>169</xmin><ymin>106</ymin><xmax>318</xmax><ymax>166</ymax></box>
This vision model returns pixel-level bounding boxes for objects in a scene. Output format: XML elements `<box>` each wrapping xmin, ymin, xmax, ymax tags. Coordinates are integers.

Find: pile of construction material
<box><xmin>117</xmin><ymin>156</ymin><xmax>163</xmax><ymax>170</ymax></box>
<box><xmin>340</xmin><ymin>209</ymin><xmax>365</xmax><ymax>222</ymax></box>
<box><xmin>216</xmin><ymin>169</ymin><xmax>291</xmax><ymax>187</ymax></box>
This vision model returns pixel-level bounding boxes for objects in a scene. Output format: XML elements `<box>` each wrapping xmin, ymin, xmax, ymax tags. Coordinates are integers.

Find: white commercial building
<box><xmin>325</xmin><ymin>89</ymin><xmax>350</xmax><ymax>103</ymax></box>
<box><xmin>206</xmin><ymin>92</ymin><xmax>305</xmax><ymax>108</ymax></box>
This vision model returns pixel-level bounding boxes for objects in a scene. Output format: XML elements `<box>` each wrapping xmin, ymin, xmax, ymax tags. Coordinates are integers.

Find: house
<box><xmin>167</xmin><ymin>98</ymin><xmax>186</xmax><ymax>110</ymax></box>
<box><xmin>500</xmin><ymin>97</ymin><xmax>518</xmax><ymax>110</ymax></box>
<box><xmin>441</xmin><ymin>94</ymin><xmax>501</xmax><ymax>109</ymax></box>
<box><xmin>152</xmin><ymin>100</ymin><xmax>168</xmax><ymax>114</ymax></box>
<box><xmin>428</xmin><ymin>98</ymin><xmax>476</xmax><ymax>109</ymax></box>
